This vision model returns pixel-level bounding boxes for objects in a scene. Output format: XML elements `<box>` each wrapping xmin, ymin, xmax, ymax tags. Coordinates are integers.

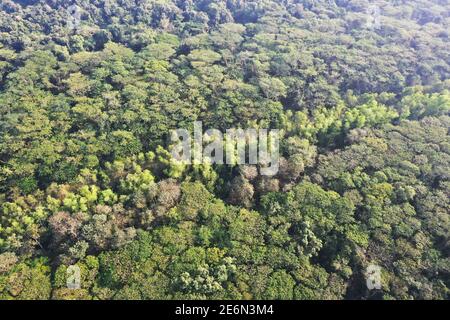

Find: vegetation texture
<box><xmin>0</xmin><ymin>0</ymin><xmax>449</xmax><ymax>300</ymax></box>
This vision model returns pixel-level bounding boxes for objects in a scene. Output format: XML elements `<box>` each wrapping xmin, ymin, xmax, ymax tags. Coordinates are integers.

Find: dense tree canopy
<box><xmin>0</xmin><ymin>0</ymin><xmax>449</xmax><ymax>300</ymax></box>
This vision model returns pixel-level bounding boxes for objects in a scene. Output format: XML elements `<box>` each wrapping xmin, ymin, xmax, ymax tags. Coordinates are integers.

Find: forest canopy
<box><xmin>0</xmin><ymin>0</ymin><xmax>449</xmax><ymax>300</ymax></box>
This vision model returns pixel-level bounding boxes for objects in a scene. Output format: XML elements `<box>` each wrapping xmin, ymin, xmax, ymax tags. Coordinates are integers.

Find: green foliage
<box><xmin>0</xmin><ymin>258</ymin><xmax>51</xmax><ymax>300</ymax></box>
<box><xmin>178</xmin><ymin>182</ymin><xmax>213</xmax><ymax>220</ymax></box>
<box><xmin>263</xmin><ymin>270</ymin><xmax>295</xmax><ymax>300</ymax></box>
<box><xmin>0</xmin><ymin>0</ymin><xmax>448</xmax><ymax>301</ymax></box>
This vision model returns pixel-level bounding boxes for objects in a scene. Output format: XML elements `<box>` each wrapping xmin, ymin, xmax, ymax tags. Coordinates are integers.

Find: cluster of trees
<box><xmin>0</xmin><ymin>0</ymin><xmax>449</xmax><ymax>300</ymax></box>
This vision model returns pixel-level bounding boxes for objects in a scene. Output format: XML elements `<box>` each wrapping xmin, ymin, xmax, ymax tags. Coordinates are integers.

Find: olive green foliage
<box><xmin>0</xmin><ymin>0</ymin><xmax>449</xmax><ymax>300</ymax></box>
